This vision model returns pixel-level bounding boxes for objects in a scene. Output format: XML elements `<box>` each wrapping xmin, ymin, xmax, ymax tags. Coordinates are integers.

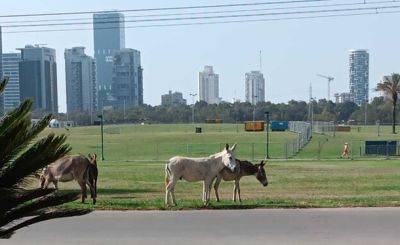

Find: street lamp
<box><xmin>189</xmin><ymin>93</ymin><xmax>197</xmax><ymax>124</ymax></box>
<box><xmin>97</xmin><ymin>113</ymin><xmax>105</xmax><ymax>161</ymax></box>
<box><xmin>265</xmin><ymin>111</ymin><xmax>270</xmax><ymax>159</ymax></box>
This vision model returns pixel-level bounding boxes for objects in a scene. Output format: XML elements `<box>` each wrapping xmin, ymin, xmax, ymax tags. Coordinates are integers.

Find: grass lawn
<box><xmin>44</xmin><ymin>123</ymin><xmax>299</xmax><ymax>161</ymax></box>
<box><xmin>298</xmin><ymin>125</ymin><xmax>400</xmax><ymax>159</ymax></box>
<box><xmin>59</xmin><ymin>159</ymin><xmax>400</xmax><ymax>210</ymax></box>
<box><xmin>39</xmin><ymin>123</ymin><xmax>400</xmax><ymax>210</ymax></box>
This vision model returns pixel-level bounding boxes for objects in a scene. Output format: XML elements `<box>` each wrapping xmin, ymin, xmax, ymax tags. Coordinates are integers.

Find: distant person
<box><xmin>341</xmin><ymin>142</ymin><xmax>350</xmax><ymax>158</ymax></box>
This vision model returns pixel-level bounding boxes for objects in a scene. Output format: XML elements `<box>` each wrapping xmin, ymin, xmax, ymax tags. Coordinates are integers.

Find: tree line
<box><xmin>57</xmin><ymin>96</ymin><xmax>398</xmax><ymax>126</ymax></box>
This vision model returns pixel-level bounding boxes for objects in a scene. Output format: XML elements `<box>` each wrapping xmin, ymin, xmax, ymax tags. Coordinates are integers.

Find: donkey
<box><xmin>214</xmin><ymin>160</ymin><xmax>268</xmax><ymax>202</ymax></box>
<box><xmin>38</xmin><ymin>154</ymin><xmax>98</xmax><ymax>204</ymax></box>
<box><xmin>165</xmin><ymin>144</ymin><xmax>238</xmax><ymax>206</ymax></box>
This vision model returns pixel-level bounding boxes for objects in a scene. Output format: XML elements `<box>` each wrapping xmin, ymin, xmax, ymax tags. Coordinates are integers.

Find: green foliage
<box><xmin>0</xmin><ymin>77</ymin><xmax>91</xmax><ymax>238</ymax></box>
<box><xmin>376</xmin><ymin>73</ymin><xmax>400</xmax><ymax>133</ymax></box>
<box><xmin>58</xmin><ymin>98</ymin><xmax>393</xmax><ymax>125</ymax></box>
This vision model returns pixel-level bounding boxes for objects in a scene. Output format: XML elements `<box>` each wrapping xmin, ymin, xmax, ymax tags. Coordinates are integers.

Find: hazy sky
<box><xmin>2</xmin><ymin>0</ymin><xmax>399</xmax><ymax>112</ymax></box>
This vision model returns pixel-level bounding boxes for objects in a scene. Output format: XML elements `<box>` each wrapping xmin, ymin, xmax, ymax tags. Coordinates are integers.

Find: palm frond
<box><xmin>0</xmin><ymin>188</ymin><xmax>55</xmax><ymax>213</ymax></box>
<box><xmin>0</xmin><ymin>100</ymin><xmax>32</xmax><ymax>135</ymax></box>
<box><xmin>0</xmin><ymin>80</ymin><xmax>90</xmax><ymax>238</ymax></box>
<box><xmin>0</xmin><ymin>134</ymin><xmax>71</xmax><ymax>188</ymax></box>
<box><xmin>0</xmin><ymin>77</ymin><xmax>9</xmax><ymax>94</ymax></box>
<box><xmin>0</xmin><ymin>192</ymin><xmax>80</xmax><ymax>227</ymax></box>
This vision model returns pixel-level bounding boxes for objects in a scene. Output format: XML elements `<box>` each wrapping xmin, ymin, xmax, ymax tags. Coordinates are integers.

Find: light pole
<box><xmin>265</xmin><ymin>111</ymin><xmax>270</xmax><ymax>159</ymax></box>
<box><xmin>98</xmin><ymin>113</ymin><xmax>104</xmax><ymax>161</ymax></box>
<box><xmin>189</xmin><ymin>93</ymin><xmax>197</xmax><ymax>124</ymax></box>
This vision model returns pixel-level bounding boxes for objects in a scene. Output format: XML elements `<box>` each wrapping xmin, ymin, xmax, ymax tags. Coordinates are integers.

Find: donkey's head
<box><xmin>221</xmin><ymin>144</ymin><xmax>238</xmax><ymax>172</ymax></box>
<box><xmin>255</xmin><ymin>161</ymin><xmax>268</xmax><ymax>187</ymax></box>
<box><xmin>35</xmin><ymin>167</ymin><xmax>49</xmax><ymax>189</ymax></box>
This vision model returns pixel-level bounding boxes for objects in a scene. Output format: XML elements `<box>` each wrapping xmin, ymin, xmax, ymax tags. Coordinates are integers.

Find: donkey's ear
<box><xmin>230</xmin><ymin>144</ymin><xmax>237</xmax><ymax>151</ymax></box>
<box><xmin>93</xmin><ymin>154</ymin><xmax>97</xmax><ymax>161</ymax></box>
<box><xmin>225</xmin><ymin>144</ymin><xmax>229</xmax><ymax>150</ymax></box>
<box><xmin>260</xmin><ymin>160</ymin><xmax>265</xmax><ymax>166</ymax></box>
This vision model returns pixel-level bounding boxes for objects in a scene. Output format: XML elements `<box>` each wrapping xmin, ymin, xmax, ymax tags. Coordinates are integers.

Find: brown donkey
<box><xmin>38</xmin><ymin>154</ymin><xmax>98</xmax><ymax>204</ymax></box>
<box><xmin>214</xmin><ymin>160</ymin><xmax>268</xmax><ymax>202</ymax></box>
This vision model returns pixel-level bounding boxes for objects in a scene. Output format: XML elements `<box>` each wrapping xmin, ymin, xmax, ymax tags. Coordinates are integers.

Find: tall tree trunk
<box><xmin>393</xmin><ymin>102</ymin><xmax>397</xmax><ymax>134</ymax></box>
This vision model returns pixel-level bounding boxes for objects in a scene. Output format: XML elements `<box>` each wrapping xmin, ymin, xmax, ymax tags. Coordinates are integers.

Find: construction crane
<box><xmin>317</xmin><ymin>74</ymin><xmax>334</xmax><ymax>101</ymax></box>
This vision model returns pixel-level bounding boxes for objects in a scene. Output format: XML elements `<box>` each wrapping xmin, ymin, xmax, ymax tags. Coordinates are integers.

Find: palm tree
<box><xmin>376</xmin><ymin>73</ymin><xmax>400</xmax><ymax>134</ymax></box>
<box><xmin>0</xmin><ymin>77</ymin><xmax>91</xmax><ymax>238</ymax></box>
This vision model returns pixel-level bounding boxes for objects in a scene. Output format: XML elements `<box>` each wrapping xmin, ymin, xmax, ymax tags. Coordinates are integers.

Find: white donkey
<box><xmin>165</xmin><ymin>144</ymin><xmax>238</xmax><ymax>206</ymax></box>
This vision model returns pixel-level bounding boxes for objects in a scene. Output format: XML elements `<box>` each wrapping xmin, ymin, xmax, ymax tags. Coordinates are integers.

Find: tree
<box><xmin>0</xmin><ymin>78</ymin><xmax>91</xmax><ymax>238</ymax></box>
<box><xmin>376</xmin><ymin>73</ymin><xmax>400</xmax><ymax>134</ymax></box>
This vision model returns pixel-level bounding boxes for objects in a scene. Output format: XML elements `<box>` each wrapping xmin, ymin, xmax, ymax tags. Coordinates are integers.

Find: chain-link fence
<box><xmin>90</xmin><ymin>141</ymin><xmax>309</xmax><ymax>162</ymax></box>
<box><xmin>313</xmin><ymin>121</ymin><xmax>335</xmax><ymax>135</ymax></box>
<box><xmin>288</xmin><ymin>121</ymin><xmax>312</xmax><ymax>151</ymax></box>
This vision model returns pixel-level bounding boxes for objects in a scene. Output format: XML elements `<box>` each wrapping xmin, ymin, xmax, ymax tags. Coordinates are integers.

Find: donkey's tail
<box><xmin>165</xmin><ymin>164</ymin><xmax>171</xmax><ymax>187</ymax></box>
<box><xmin>84</xmin><ymin>163</ymin><xmax>98</xmax><ymax>187</ymax></box>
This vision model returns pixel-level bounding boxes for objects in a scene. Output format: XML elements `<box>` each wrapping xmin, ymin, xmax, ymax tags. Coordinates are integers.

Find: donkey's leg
<box><xmin>235</xmin><ymin>180</ymin><xmax>242</xmax><ymax>202</ymax></box>
<box><xmin>207</xmin><ymin>176</ymin><xmax>216</xmax><ymax>202</ymax></box>
<box><xmin>78</xmin><ymin>180</ymin><xmax>87</xmax><ymax>203</ymax></box>
<box><xmin>202</xmin><ymin>181</ymin><xmax>207</xmax><ymax>203</ymax></box>
<box><xmin>233</xmin><ymin>183</ymin><xmax>237</xmax><ymax>202</ymax></box>
<box><xmin>53</xmin><ymin>180</ymin><xmax>58</xmax><ymax>190</ymax></box>
<box><xmin>203</xmin><ymin>178</ymin><xmax>213</xmax><ymax>205</ymax></box>
<box><xmin>214</xmin><ymin>176</ymin><xmax>222</xmax><ymax>202</ymax></box>
<box><xmin>166</xmin><ymin>176</ymin><xmax>178</xmax><ymax>206</ymax></box>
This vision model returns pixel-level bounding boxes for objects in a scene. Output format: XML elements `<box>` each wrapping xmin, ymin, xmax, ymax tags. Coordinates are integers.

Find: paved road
<box><xmin>7</xmin><ymin>208</ymin><xmax>400</xmax><ymax>244</ymax></box>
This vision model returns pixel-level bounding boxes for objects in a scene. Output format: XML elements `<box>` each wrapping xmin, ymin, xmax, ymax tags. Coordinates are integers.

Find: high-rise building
<box><xmin>349</xmin><ymin>49</ymin><xmax>369</xmax><ymax>105</ymax></box>
<box><xmin>111</xmin><ymin>48</ymin><xmax>143</xmax><ymax>108</ymax></box>
<box><xmin>199</xmin><ymin>66</ymin><xmax>220</xmax><ymax>104</ymax></box>
<box><xmin>245</xmin><ymin>71</ymin><xmax>265</xmax><ymax>105</ymax></box>
<box><xmin>0</xmin><ymin>26</ymin><xmax>3</xmax><ymax>115</ymax></box>
<box><xmin>2</xmin><ymin>53</ymin><xmax>21</xmax><ymax>112</ymax></box>
<box><xmin>334</xmin><ymin>92</ymin><xmax>353</xmax><ymax>104</ymax></box>
<box><xmin>18</xmin><ymin>45</ymin><xmax>58</xmax><ymax>113</ymax></box>
<box><xmin>93</xmin><ymin>11</ymin><xmax>125</xmax><ymax>105</ymax></box>
<box><xmin>161</xmin><ymin>90</ymin><xmax>187</xmax><ymax>106</ymax></box>
<box><xmin>65</xmin><ymin>47</ymin><xmax>97</xmax><ymax>115</ymax></box>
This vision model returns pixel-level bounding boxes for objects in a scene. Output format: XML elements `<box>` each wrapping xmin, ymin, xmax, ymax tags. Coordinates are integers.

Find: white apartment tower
<box><xmin>349</xmin><ymin>49</ymin><xmax>369</xmax><ymax>106</ymax></box>
<box><xmin>245</xmin><ymin>71</ymin><xmax>265</xmax><ymax>104</ymax></box>
<box><xmin>199</xmin><ymin>66</ymin><xmax>220</xmax><ymax>104</ymax></box>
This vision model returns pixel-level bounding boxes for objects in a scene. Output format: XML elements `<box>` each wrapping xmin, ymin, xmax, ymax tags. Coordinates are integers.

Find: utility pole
<box><xmin>123</xmin><ymin>99</ymin><xmax>126</xmax><ymax>121</ymax></box>
<box><xmin>98</xmin><ymin>112</ymin><xmax>104</xmax><ymax>161</ymax></box>
<box><xmin>265</xmin><ymin>111</ymin><xmax>270</xmax><ymax>159</ymax></box>
<box><xmin>189</xmin><ymin>93</ymin><xmax>197</xmax><ymax>124</ymax></box>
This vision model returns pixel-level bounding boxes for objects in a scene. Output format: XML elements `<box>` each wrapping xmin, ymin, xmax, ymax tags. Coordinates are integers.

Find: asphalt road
<box><xmin>7</xmin><ymin>208</ymin><xmax>400</xmax><ymax>245</ymax></box>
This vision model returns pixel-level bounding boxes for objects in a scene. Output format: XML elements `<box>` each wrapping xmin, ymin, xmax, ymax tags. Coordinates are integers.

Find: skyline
<box><xmin>1</xmin><ymin>0</ymin><xmax>400</xmax><ymax>112</ymax></box>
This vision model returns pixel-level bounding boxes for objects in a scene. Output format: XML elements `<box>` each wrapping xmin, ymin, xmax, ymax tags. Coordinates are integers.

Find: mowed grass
<box><xmin>59</xmin><ymin>159</ymin><xmax>400</xmax><ymax>210</ymax></box>
<box><xmin>38</xmin><ymin>123</ymin><xmax>400</xmax><ymax>210</ymax></box>
<box><xmin>43</xmin><ymin>123</ymin><xmax>299</xmax><ymax>161</ymax></box>
<box><xmin>298</xmin><ymin>125</ymin><xmax>400</xmax><ymax>159</ymax></box>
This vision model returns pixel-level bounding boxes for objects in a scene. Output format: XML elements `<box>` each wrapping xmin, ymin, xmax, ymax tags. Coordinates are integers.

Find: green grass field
<box><xmin>45</xmin><ymin>123</ymin><xmax>299</xmax><ymax>161</ymax></box>
<box><xmin>40</xmin><ymin>123</ymin><xmax>400</xmax><ymax>210</ymax></box>
<box><xmin>60</xmin><ymin>159</ymin><xmax>400</xmax><ymax>210</ymax></box>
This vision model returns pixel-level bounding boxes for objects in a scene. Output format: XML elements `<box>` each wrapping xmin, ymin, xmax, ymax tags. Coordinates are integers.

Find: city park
<box><xmin>1</xmin><ymin>75</ymin><xmax>400</xmax><ymax>236</ymax></box>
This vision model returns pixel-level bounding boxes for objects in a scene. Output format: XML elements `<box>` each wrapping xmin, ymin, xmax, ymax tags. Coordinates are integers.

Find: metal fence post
<box><xmin>156</xmin><ymin>143</ymin><xmax>159</xmax><ymax>161</ymax></box>
<box><xmin>318</xmin><ymin>140</ymin><xmax>321</xmax><ymax>160</ymax></box>
<box><xmin>252</xmin><ymin>143</ymin><xmax>255</xmax><ymax>161</ymax></box>
<box><xmin>285</xmin><ymin>142</ymin><xmax>288</xmax><ymax>159</ymax></box>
